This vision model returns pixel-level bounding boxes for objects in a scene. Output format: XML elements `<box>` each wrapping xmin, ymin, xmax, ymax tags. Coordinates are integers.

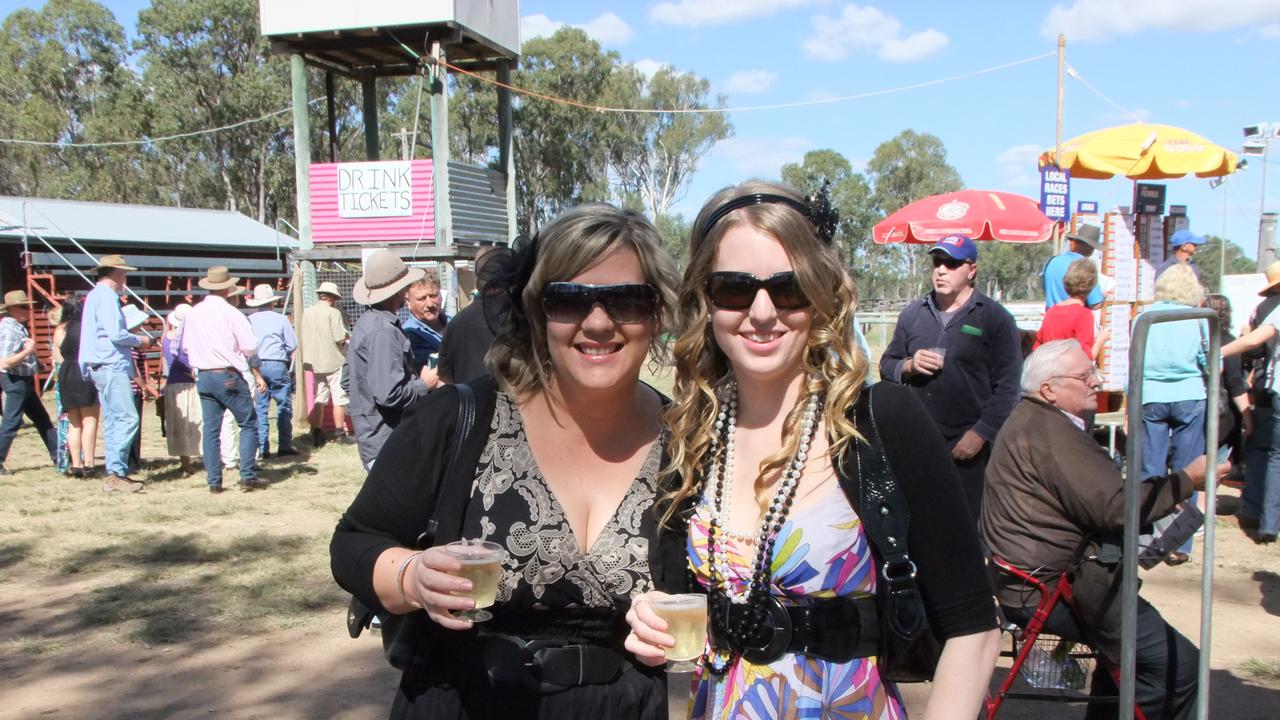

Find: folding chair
<box><xmin>985</xmin><ymin>555</ymin><xmax>1147</xmax><ymax>720</ymax></box>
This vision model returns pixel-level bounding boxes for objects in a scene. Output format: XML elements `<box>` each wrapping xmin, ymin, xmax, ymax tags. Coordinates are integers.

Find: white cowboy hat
<box><xmin>353</xmin><ymin>250</ymin><xmax>424</xmax><ymax>306</ymax></box>
<box><xmin>244</xmin><ymin>283</ymin><xmax>283</xmax><ymax>307</ymax></box>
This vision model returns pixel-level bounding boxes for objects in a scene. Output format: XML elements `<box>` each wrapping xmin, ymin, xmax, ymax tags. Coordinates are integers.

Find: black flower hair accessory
<box><xmin>805</xmin><ymin>181</ymin><xmax>840</xmax><ymax>245</ymax></box>
<box><xmin>480</xmin><ymin>234</ymin><xmax>538</xmax><ymax>347</ymax></box>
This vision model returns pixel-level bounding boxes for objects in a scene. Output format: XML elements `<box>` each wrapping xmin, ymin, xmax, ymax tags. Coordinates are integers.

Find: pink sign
<box><xmin>310</xmin><ymin>159</ymin><xmax>435</xmax><ymax>244</ymax></box>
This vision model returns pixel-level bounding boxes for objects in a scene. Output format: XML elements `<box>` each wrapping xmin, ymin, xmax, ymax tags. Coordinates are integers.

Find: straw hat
<box><xmin>198</xmin><ymin>266</ymin><xmax>240</xmax><ymax>291</ymax></box>
<box><xmin>168</xmin><ymin>303</ymin><xmax>193</xmax><ymax>329</ymax></box>
<box><xmin>244</xmin><ymin>283</ymin><xmax>283</xmax><ymax>307</ymax></box>
<box><xmin>1260</xmin><ymin>261</ymin><xmax>1280</xmax><ymax>296</ymax></box>
<box><xmin>0</xmin><ymin>289</ymin><xmax>31</xmax><ymax>310</ymax></box>
<box><xmin>353</xmin><ymin>251</ymin><xmax>424</xmax><ymax>305</ymax></box>
<box><xmin>316</xmin><ymin>281</ymin><xmax>342</xmax><ymax>299</ymax></box>
<box><xmin>92</xmin><ymin>254</ymin><xmax>137</xmax><ymax>273</ymax></box>
<box><xmin>122</xmin><ymin>304</ymin><xmax>149</xmax><ymax>331</ymax></box>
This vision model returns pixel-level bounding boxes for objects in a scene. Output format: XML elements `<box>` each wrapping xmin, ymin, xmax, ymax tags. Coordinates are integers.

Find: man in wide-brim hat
<box><xmin>1042</xmin><ymin>223</ymin><xmax>1104</xmax><ymax>309</ymax></box>
<box><xmin>79</xmin><ymin>254</ymin><xmax>151</xmax><ymax>492</ymax></box>
<box><xmin>245</xmin><ymin>284</ymin><xmax>298</xmax><ymax>458</ymax></box>
<box><xmin>301</xmin><ymin>281</ymin><xmax>352</xmax><ymax>448</ymax></box>
<box><xmin>0</xmin><ymin>289</ymin><xmax>57</xmax><ymax>475</ymax></box>
<box><xmin>181</xmin><ymin>266</ymin><xmax>268</xmax><ymax>494</ymax></box>
<box><xmin>1220</xmin><ymin>260</ymin><xmax>1280</xmax><ymax>544</ymax></box>
<box><xmin>346</xmin><ymin>250</ymin><xmax>432</xmax><ymax>468</ymax></box>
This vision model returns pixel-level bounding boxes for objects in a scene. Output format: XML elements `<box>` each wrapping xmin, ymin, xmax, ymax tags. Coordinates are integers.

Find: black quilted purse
<box><xmin>852</xmin><ymin>385</ymin><xmax>943</xmax><ymax>683</ymax></box>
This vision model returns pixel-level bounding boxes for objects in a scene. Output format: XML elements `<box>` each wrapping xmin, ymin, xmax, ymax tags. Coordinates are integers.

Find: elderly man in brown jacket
<box><xmin>981</xmin><ymin>339</ymin><xmax>1227</xmax><ymax>720</ymax></box>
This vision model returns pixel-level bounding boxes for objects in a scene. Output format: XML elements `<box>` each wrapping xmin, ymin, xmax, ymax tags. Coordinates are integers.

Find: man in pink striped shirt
<box><xmin>180</xmin><ymin>267</ymin><xmax>268</xmax><ymax>493</ymax></box>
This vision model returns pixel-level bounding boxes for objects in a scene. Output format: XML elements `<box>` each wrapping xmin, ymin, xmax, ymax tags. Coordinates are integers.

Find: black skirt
<box><xmin>58</xmin><ymin>358</ymin><xmax>98</xmax><ymax>411</ymax></box>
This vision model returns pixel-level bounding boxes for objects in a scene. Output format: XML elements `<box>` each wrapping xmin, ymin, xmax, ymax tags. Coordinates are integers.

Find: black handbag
<box><xmin>345</xmin><ymin>382</ymin><xmax>478</xmax><ymax>670</ymax></box>
<box><xmin>852</xmin><ymin>385</ymin><xmax>943</xmax><ymax>683</ymax></box>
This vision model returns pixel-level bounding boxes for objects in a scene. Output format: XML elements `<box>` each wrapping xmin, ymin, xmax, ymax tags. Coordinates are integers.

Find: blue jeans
<box><xmin>1244</xmin><ymin>403</ymin><xmax>1280</xmax><ymax>536</ymax></box>
<box><xmin>88</xmin><ymin>366</ymin><xmax>139</xmax><ymax>477</ymax></box>
<box><xmin>1142</xmin><ymin>399</ymin><xmax>1206</xmax><ymax>554</ymax></box>
<box><xmin>0</xmin><ymin>373</ymin><xmax>56</xmax><ymax>465</ymax></box>
<box><xmin>197</xmin><ymin>370</ymin><xmax>258</xmax><ymax>487</ymax></box>
<box><xmin>255</xmin><ymin>360</ymin><xmax>294</xmax><ymax>454</ymax></box>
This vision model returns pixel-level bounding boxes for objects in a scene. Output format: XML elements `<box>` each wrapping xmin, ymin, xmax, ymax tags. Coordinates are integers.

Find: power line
<box><xmin>1064</xmin><ymin>62</ymin><xmax>1145</xmax><ymax>124</ymax></box>
<box><xmin>429</xmin><ymin>51</ymin><xmax>1058</xmax><ymax>115</ymax></box>
<box><xmin>0</xmin><ymin>98</ymin><xmax>322</xmax><ymax>149</ymax></box>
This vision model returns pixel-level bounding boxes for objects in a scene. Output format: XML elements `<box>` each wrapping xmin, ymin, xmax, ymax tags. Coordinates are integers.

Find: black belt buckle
<box><xmin>741</xmin><ymin>595</ymin><xmax>792</xmax><ymax>664</ymax></box>
<box><xmin>520</xmin><ymin>637</ymin><xmax>575</xmax><ymax>693</ymax></box>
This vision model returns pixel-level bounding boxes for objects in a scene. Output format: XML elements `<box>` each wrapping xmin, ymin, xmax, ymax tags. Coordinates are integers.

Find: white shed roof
<box><xmin>0</xmin><ymin>196</ymin><xmax>297</xmax><ymax>251</ymax></box>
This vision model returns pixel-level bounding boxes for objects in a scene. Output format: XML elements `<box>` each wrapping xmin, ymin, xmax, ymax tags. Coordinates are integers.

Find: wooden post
<box><xmin>325</xmin><ymin>70</ymin><xmax>338</xmax><ymax>163</ymax></box>
<box><xmin>291</xmin><ymin>266</ymin><xmax>308</xmax><ymax>428</ymax></box>
<box><xmin>430</xmin><ymin>41</ymin><xmax>453</xmax><ymax>250</ymax></box>
<box><xmin>497</xmin><ymin>60</ymin><xmax>516</xmax><ymax>241</ymax></box>
<box><xmin>290</xmin><ymin>54</ymin><xmax>313</xmax><ymax>252</ymax></box>
<box><xmin>362</xmin><ymin>70</ymin><xmax>380</xmax><ymax>161</ymax></box>
<box><xmin>1054</xmin><ymin>33</ymin><xmax>1066</xmax><ymax>254</ymax></box>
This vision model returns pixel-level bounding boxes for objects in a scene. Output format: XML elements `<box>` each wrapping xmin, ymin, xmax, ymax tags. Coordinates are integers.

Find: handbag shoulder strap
<box><xmin>417</xmin><ymin>382</ymin><xmax>477</xmax><ymax>549</ymax></box>
<box><xmin>852</xmin><ymin>384</ymin><xmax>929</xmax><ymax>639</ymax></box>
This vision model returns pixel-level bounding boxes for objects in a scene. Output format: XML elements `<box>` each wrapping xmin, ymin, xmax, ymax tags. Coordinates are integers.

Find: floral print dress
<box><xmin>688</xmin><ymin>487</ymin><xmax>906</xmax><ymax>720</ymax></box>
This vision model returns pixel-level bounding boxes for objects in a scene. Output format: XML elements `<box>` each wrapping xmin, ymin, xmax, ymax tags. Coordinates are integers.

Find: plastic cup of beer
<box><xmin>648</xmin><ymin>593</ymin><xmax>707</xmax><ymax>672</ymax></box>
<box><xmin>927</xmin><ymin>346</ymin><xmax>947</xmax><ymax>368</ymax></box>
<box><xmin>443</xmin><ymin>540</ymin><xmax>504</xmax><ymax>622</ymax></box>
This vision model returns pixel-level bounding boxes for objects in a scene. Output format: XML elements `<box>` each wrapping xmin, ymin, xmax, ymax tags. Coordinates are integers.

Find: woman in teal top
<box><xmin>1136</xmin><ymin>263</ymin><xmax>1207</xmax><ymax>563</ymax></box>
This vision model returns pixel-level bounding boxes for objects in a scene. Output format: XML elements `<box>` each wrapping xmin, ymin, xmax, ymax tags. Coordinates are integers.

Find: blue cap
<box><xmin>928</xmin><ymin>234</ymin><xmax>978</xmax><ymax>263</ymax></box>
<box><xmin>1170</xmin><ymin>228</ymin><xmax>1204</xmax><ymax>247</ymax></box>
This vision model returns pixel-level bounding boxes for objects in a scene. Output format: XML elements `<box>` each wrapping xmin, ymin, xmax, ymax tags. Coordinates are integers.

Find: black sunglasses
<box><xmin>541</xmin><ymin>282</ymin><xmax>658</xmax><ymax>324</ymax></box>
<box><xmin>705</xmin><ymin>271</ymin><xmax>810</xmax><ymax>311</ymax></box>
<box><xmin>930</xmin><ymin>255</ymin><xmax>969</xmax><ymax>270</ymax></box>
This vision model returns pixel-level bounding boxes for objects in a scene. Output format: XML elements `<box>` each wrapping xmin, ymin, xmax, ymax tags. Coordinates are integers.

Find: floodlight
<box><xmin>1243</xmin><ymin>141</ymin><xmax>1267</xmax><ymax>157</ymax></box>
<box><xmin>1244</xmin><ymin>124</ymin><xmax>1265</xmax><ymax>138</ymax></box>
<box><xmin>1210</xmin><ymin>178</ymin><xmax>1224</xmax><ymax>189</ymax></box>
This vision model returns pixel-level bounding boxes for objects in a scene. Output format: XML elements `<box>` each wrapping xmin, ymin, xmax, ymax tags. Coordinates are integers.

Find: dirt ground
<box><xmin>1</xmin><ymin>405</ymin><xmax>1278</xmax><ymax>719</ymax></box>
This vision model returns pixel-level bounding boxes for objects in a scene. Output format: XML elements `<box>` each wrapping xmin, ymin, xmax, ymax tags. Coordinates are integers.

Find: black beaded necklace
<box><xmin>703</xmin><ymin>383</ymin><xmax>823</xmax><ymax>674</ymax></box>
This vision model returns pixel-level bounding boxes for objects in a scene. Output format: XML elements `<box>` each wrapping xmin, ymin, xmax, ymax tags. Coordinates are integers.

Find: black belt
<box><xmin>481</xmin><ymin>634</ymin><xmax>624</xmax><ymax>694</ymax></box>
<box><xmin>711</xmin><ymin>595</ymin><xmax>880</xmax><ymax>665</ymax></box>
<box><xmin>202</xmin><ymin>367</ymin><xmax>239</xmax><ymax>374</ymax></box>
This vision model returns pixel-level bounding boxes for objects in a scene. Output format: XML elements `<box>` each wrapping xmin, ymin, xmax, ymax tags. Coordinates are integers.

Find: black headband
<box><xmin>698</xmin><ymin>183</ymin><xmax>839</xmax><ymax>245</ymax></box>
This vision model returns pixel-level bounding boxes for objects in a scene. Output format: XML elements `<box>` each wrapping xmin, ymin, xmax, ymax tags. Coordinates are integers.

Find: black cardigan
<box><xmin>330</xmin><ymin>378</ymin><xmax>996</xmax><ymax>643</ymax></box>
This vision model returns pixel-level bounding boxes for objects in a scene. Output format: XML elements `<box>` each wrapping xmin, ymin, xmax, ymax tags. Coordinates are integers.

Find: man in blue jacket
<box><xmin>879</xmin><ymin>235</ymin><xmax>1023</xmax><ymax>520</ymax></box>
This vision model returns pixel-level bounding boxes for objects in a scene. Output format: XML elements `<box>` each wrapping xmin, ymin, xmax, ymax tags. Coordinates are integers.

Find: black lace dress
<box><xmin>390</xmin><ymin>392</ymin><xmax>669</xmax><ymax>720</ymax></box>
<box><xmin>57</xmin><ymin>323</ymin><xmax>97</xmax><ymax>411</ymax></box>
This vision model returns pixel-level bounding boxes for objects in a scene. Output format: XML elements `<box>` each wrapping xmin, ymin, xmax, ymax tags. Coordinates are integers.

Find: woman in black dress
<box><xmin>331</xmin><ymin>203</ymin><xmax>680</xmax><ymax>719</ymax></box>
<box><xmin>56</xmin><ymin>297</ymin><xmax>99</xmax><ymax>477</ymax></box>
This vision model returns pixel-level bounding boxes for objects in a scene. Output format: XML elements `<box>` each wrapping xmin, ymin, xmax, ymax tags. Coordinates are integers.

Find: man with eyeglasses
<box><xmin>982</xmin><ymin>339</ymin><xmax>1226</xmax><ymax>720</ymax></box>
<box><xmin>879</xmin><ymin>234</ymin><xmax>1022</xmax><ymax>521</ymax></box>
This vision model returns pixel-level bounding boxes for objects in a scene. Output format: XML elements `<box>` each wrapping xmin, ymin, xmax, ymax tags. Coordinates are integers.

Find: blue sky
<box><xmin>4</xmin><ymin>0</ymin><xmax>1279</xmax><ymax>258</ymax></box>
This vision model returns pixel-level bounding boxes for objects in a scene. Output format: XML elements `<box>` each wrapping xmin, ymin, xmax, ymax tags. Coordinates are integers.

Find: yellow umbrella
<box><xmin>1038</xmin><ymin>123</ymin><xmax>1239</xmax><ymax>180</ymax></box>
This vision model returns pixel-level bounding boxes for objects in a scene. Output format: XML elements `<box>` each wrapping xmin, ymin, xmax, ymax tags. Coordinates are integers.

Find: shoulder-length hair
<box><xmin>1154</xmin><ymin>263</ymin><xmax>1204</xmax><ymax>307</ymax></box>
<box><xmin>660</xmin><ymin>180</ymin><xmax>867</xmax><ymax>525</ymax></box>
<box><xmin>487</xmin><ymin>203</ymin><xmax>679</xmax><ymax>399</ymax></box>
<box><xmin>1063</xmin><ymin>258</ymin><xmax>1098</xmax><ymax>299</ymax></box>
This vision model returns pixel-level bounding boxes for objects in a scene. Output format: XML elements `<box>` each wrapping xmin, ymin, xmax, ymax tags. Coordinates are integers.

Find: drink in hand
<box><xmin>443</xmin><ymin>540</ymin><xmax>504</xmax><ymax>622</ymax></box>
<box><xmin>649</xmin><ymin>594</ymin><xmax>708</xmax><ymax>671</ymax></box>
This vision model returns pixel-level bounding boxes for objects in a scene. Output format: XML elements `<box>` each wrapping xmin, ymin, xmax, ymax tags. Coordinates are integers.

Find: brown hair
<box><xmin>1063</xmin><ymin>258</ymin><xmax>1098</xmax><ymax>299</ymax></box>
<box><xmin>487</xmin><ymin>203</ymin><xmax>679</xmax><ymax>399</ymax></box>
<box><xmin>660</xmin><ymin>180</ymin><xmax>867</xmax><ymax>525</ymax></box>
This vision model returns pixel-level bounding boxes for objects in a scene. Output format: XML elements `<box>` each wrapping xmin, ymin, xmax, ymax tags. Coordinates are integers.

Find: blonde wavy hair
<box><xmin>487</xmin><ymin>203</ymin><xmax>679</xmax><ymax>399</ymax></box>
<box><xmin>1154</xmin><ymin>262</ymin><xmax>1204</xmax><ymax>307</ymax></box>
<box><xmin>660</xmin><ymin>180</ymin><xmax>868</xmax><ymax>525</ymax></box>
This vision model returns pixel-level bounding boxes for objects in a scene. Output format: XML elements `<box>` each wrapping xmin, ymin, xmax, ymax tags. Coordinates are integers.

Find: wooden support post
<box><xmin>497</xmin><ymin>60</ymin><xmax>516</xmax><ymax>241</ymax></box>
<box><xmin>362</xmin><ymin>70</ymin><xmax>380</xmax><ymax>161</ymax></box>
<box><xmin>325</xmin><ymin>70</ymin><xmax>338</xmax><ymax>163</ymax></box>
<box><xmin>430</xmin><ymin>41</ymin><xmax>452</xmax><ymax>249</ymax></box>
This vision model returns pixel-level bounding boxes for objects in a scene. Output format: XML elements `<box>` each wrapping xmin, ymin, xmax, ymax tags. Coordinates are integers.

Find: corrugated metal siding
<box><xmin>449</xmin><ymin>162</ymin><xmax>509</xmax><ymax>243</ymax></box>
<box><xmin>310</xmin><ymin>160</ymin><xmax>436</xmax><ymax>244</ymax></box>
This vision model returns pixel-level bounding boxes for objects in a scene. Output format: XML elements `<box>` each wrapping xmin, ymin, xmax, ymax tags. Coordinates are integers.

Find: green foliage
<box><xmin>605</xmin><ymin>64</ymin><xmax>732</xmax><ymax>220</ymax></box>
<box><xmin>977</xmin><ymin>240</ymin><xmax>1054</xmax><ymax>300</ymax></box>
<box><xmin>1196</xmin><ymin>235</ymin><xmax>1256</xmax><ymax>293</ymax></box>
<box><xmin>654</xmin><ymin>212</ymin><xmax>691</xmax><ymax>269</ymax></box>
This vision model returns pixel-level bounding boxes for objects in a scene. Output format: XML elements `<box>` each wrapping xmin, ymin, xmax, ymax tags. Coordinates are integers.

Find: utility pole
<box><xmin>1245</xmin><ymin>122</ymin><xmax>1275</xmax><ymax>270</ymax></box>
<box><xmin>391</xmin><ymin>127</ymin><xmax>412</xmax><ymax>161</ymax></box>
<box><xmin>1054</xmin><ymin>34</ymin><xmax>1066</xmax><ymax>253</ymax></box>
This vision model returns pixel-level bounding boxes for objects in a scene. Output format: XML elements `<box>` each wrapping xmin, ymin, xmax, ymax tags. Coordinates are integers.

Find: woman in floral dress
<box><xmin>626</xmin><ymin>180</ymin><xmax>1000</xmax><ymax>719</ymax></box>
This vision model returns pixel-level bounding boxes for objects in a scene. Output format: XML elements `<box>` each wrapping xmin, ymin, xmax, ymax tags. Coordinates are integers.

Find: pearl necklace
<box><xmin>704</xmin><ymin>380</ymin><xmax>823</xmax><ymax>673</ymax></box>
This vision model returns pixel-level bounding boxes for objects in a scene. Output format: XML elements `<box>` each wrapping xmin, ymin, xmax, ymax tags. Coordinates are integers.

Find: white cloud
<box><xmin>804</xmin><ymin>5</ymin><xmax>949</xmax><ymax>62</ymax></box>
<box><xmin>1260</xmin><ymin>22</ymin><xmax>1280</xmax><ymax>38</ymax></box>
<box><xmin>711</xmin><ymin>136</ymin><xmax>814</xmax><ymax>176</ymax></box>
<box><xmin>996</xmin><ymin>144</ymin><xmax>1044</xmax><ymax>190</ymax></box>
<box><xmin>632</xmin><ymin>59</ymin><xmax>665</xmax><ymax>80</ymax></box>
<box><xmin>521</xmin><ymin>12</ymin><xmax>633</xmax><ymax>45</ymax></box>
<box><xmin>1041</xmin><ymin>0</ymin><xmax>1280</xmax><ymax>42</ymax></box>
<box><xmin>650</xmin><ymin>0</ymin><xmax>828</xmax><ymax>28</ymax></box>
<box><xmin>725</xmin><ymin>69</ymin><xmax>779</xmax><ymax>94</ymax></box>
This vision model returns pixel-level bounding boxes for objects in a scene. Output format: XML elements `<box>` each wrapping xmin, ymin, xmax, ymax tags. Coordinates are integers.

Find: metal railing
<box><xmin>1123</xmin><ymin>308</ymin><xmax>1220</xmax><ymax>720</ymax></box>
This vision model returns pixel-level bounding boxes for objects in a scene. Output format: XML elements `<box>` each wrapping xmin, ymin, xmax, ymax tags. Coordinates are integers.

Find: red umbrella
<box><xmin>872</xmin><ymin>189</ymin><xmax>1054</xmax><ymax>244</ymax></box>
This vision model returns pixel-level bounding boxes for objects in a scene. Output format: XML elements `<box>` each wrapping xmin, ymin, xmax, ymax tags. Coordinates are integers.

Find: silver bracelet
<box><xmin>396</xmin><ymin>551</ymin><xmax>424</xmax><ymax>609</ymax></box>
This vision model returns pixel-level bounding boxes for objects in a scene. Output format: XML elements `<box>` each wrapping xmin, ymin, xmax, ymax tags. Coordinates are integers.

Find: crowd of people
<box><xmin>0</xmin><ymin>179</ymin><xmax>1270</xmax><ymax>720</ymax></box>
